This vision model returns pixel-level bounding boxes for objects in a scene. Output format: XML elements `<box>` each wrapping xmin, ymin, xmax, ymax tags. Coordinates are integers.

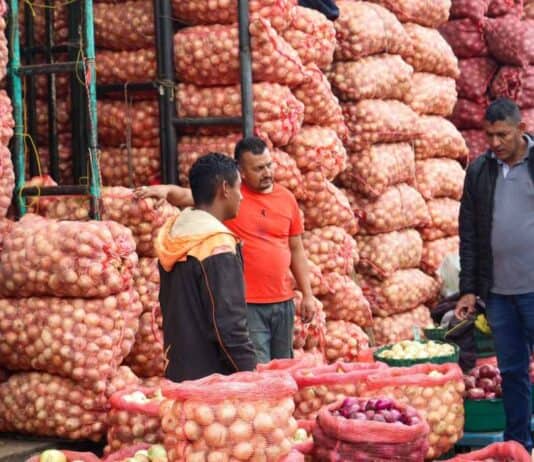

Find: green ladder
<box><xmin>7</xmin><ymin>0</ymin><xmax>101</xmax><ymax>218</ymax></box>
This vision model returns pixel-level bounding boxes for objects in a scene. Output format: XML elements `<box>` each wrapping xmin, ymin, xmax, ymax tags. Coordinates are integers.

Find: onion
<box><xmin>96</xmin><ymin>49</ymin><xmax>156</xmax><ymax>86</ymax></box>
<box><xmin>414</xmin><ymin>116</ymin><xmax>469</xmax><ymax>160</ymax></box>
<box><xmin>325</xmin><ymin>321</ymin><xmax>369</xmax><ymax>363</ymax></box>
<box><xmin>100</xmin><ymin>147</ymin><xmax>160</xmax><ymax>188</ymax></box>
<box><xmin>415</xmin><ymin>158</ymin><xmax>465</xmax><ymax>201</ymax></box>
<box><xmin>419</xmin><ymin>199</ymin><xmax>460</xmax><ymax>241</ymax></box>
<box><xmin>421</xmin><ymin>236</ymin><xmax>460</xmax><ymax>276</ymax></box>
<box><xmin>372</xmin><ymin>305</ymin><xmax>433</xmax><ymax>345</ymax></box>
<box><xmin>293</xmin><ymin>291</ymin><xmax>326</xmax><ymax>352</ymax></box>
<box><xmin>404</xmin><ymin>73</ymin><xmax>457</xmax><ymax>117</ymax></box>
<box><xmin>368</xmin><ymin>0</ymin><xmax>451</xmax><ymax>28</ymax></box>
<box><xmin>0</xmin><ymin>145</ymin><xmax>14</xmax><ymax>218</ymax></box>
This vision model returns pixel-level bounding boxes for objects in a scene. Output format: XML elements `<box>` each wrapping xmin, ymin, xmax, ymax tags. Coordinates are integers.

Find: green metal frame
<box><xmin>7</xmin><ymin>0</ymin><xmax>101</xmax><ymax>219</ymax></box>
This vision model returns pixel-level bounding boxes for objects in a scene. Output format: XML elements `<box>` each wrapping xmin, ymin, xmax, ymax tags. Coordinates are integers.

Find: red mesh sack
<box><xmin>300</xmin><ymin>173</ymin><xmax>359</xmax><ymax>236</ymax></box>
<box><xmin>171</xmin><ymin>0</ymin><xmax>297</xmax><ymax>32</ymax></box>
<box><xmin>484</xmin><ymin>16</ymin><xmax>534</xmax><ymax>66</ymax></box>
<box><xmin>102</xmin><ymin>443</ymin><xmax>152</xmax><ymax>462</ymax></box>
<box><xmin>420</xmin><ymin>198</ymin><xmax>460</xmax><ymax>241</ymax></box>
<box><xmin>174</xmin><ymin>20</ymin><xmax>306</xmax><ymax>87</ymax></box>
<box><xmin>257</xmin><ymin>353</ymin><xmax>325</xmax><ymax>375</ymax></box>
<box><xmin>0</xmin><ymin>219</ymin><xmax>12</xmax><ymax>252</ymax></box>
<box><xmin>98</xmin><ymin>99</ymin><xmax>159</xmax><ymax>148</ymax></box>
<box><xmin>526</xmin><ymin>1</ymin><xmax>534</xmax><ymax>17</ymax></box>
<box><xmin>357</xmin><ymin>230</ymin><xmax>423</xmax><ymax>280</ymax></box>
<box><xmin>105</xmin><ymin>386</ymin><xmax>168</xmax><ymax>454</ymax></box>
<box><xmin>96</xmin><ymin>49</ymin><xmax>156</xmax><ymax>85</ymax></box>
<box><xmin>313</xmin><ymin>398</ymin><xmax>429</xmax><ymax>462</ymax></box>
<box><xmin>346</xmin><ymin>184</ymin><xmax>430</xmax><ymax>235</ymax></box>
<box><xmin>421</xmin><ymin>236</ymin><xmax>460</xmax><ymax>275</ymax></box>
<box><xmin>450</xmin><ymin>0</ymin><xmax>490</xmax><ymax>19</ymax></box>
<box><xmin>0</xmin><ymin>214</ymin><xmax>137</xmax><ymax>298</ymax></box>
<box><xmin>270</xmin><ymin>148</ymin><xmax>305</xmax><ymax>200</ymax></box>
<box><xmin>342</xmin><ymin>100</ymin><xmax>421</xmax><ymax>151</ymax></box>
<box><xmin>0</xmin><ymin>18</ymin><xmax>7</xmax><ymax>82</ymax></box>
<box><xmin>359</xmin><ymin>269</ymin><xmax>440</xmax><ymax>317</ymax></box>
<box><xmin>319</xmin><ymin>273</ymin><xmax>372</xmax><ymax>327</ymax></box>
<box><xmin>462</xmin><ymin>129</ymin><xmax>488</xmax><ymax>162</ymax></box>
<box><xmin>441</xmin><ymin>441</ymin><xmax>531</xmax><ymax>461</ymax></box>
<box><xmin>358</xmin><ymin>363</ymin><xmax>465</xmax><ymax>460</ymax></box>
<box><xmin>293</xmin><ymin>295</ymin><xmax>327</xmax><ymax>352</ymax></box>
<box><xmin>292</xmin><ymin>66</ymin><xmax>346</xmax><ymax>136</ymax></box>
<box><xmin>0</xmin><ymin>289</ymin><xmax>142</xmax><ymax>385</ymax></box>
<box><xmin>282</xmin><ymin>6</ymin><xmax>336</xmax><ymax>71</ymax></box>
<box><xmin>525</xmin><ymin>107</ymin><xmax>534</xmax><ymax>130</ymax></box>
<box><xmin>335</xmin><ymin>1</ymin><xmax>412</xmax><ymax>61</ymax></box>
<box><xmin>451</xmin><ymin>98</ymin><xmax>487</xmax><ymax>130</ymax></box>
<box><xmin>27</xmin><ymin>451</ymin><xmax>100</xmax><ymax>462</ymax></box>
<box><xmin>291</xmin><ymin>260</ymin><xmax>329</xmax><ymax>297</ymax></box>
<box><xmin>285</xmin><ymin>126</ymin><xmax>347</xmax><ymax>180</ymax></box>
<box><xmin>177</xmin><ymin>83</ymin><xmax>304</xmax><ymax>147</ymax></box>
<box><xmin>404</xmin><ymin>73</ymin><xmax>457</xmax><ymax>117</ymax></box>
<box><xmin>0</xmin><ymin>367</ymin><xmax>141</xmax><ymax>441</ymax></box>
<box><xmin>19</xmin><ymin>5</ymin><xmax>67</xmax><ymax>45</ymax></box>
<box><xmin>0</xmin><ymin>145</ymin><xmax>14</xmax><ymax>218</ymax></box>
<box><xmin>302</xmin><ymin>226</ymin><xmax>358</xmax><ymax>276</ymax></box>
<box><xmin>94</xmin><ymin>1</ymin><xmax>154</xmax><ymax>50</ymax></box>
<box><xmin>439</xmin><ymin>19</ymin><xmax>489</xmax><ymax>59</ymax></box>
<box><xmin>293</xmin><ymin>362</ymin><xmax>386</xmax><ymax>420</ymax></box>
<box><xmin>491</xmin><ymin>65</ymin><xmax>534</xmax><ymax>108</ymax></box>
<box><xmin>324</xmin><ymin>321</ymin><xmax>370</xmax><ymax>364</ymax></box>
<box><xmin>329</xmin><ymin>55</ymin><xmax>413</xmax><ymax>102</ymax></box>
<box><xmin>36</xmin><ymin>98</ymin><xmax>70</xmax><ymax>144</ymax></box>
<box><xmin>372</xmin><ymin>306</ymin><xmax>434</xmax><ymax>345</ymax></box>
<box><xmin>0</xmin><ymin>91</ymin><xmax>13</xmax><ymax>146</ymax></box>
<box><xmin>160</xmin><ymin>372</ymin><xmax>298</xmax><ymax>462</ymax></box>
<box><xmin>457</xmin><ymin>58</ymin><xmax>498</xmax><ymax>102</ymax></box>
<box><xmin>415</xmin><ymin>116</ymin><xmax>469</xmax><ymax>161</ymax></box>
<box><xmin>338</xmin><ymin>143</ymin><xmax>415</xmax><ymax>199</ymax></box>
<box><xmin>415</xmin><ymin>158</ymin><xmax>466</xmax><ymax>200</ymax></box>
<box><xmin>30</xmin><ymin>134</ymin><xmax>73</xmax><ymax>184</ymax></box>
<box><xmin>367</xmin><ymin>0</ymin><xmax>451</xmax><ymax>28</ymax></box>
<box><xmin>403</xmin><ymin>23</ymin><xmax>460</xmax><ymax>78</ymax></box>
<box><xmin>487</xmin><ymin>0</ymin><xmax>523</xmax><ymax>16</ymax></box>
<box><xmin>100</xmin><ymin>146</ymin><xmax>160</xmax><ymax>187</ymax></box>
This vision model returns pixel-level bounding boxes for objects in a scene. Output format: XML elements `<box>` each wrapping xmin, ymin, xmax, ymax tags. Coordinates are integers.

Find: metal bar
<box><xmin>21</xmin><ymin>185</ymin><xmax>89</xmax><ymax>196</ymax></box>
<box><xmin>21</xmin><ymin>44</ymin><xmax>74</xmax><ymax>55</ymax></box>
<box><xmin>96</xmin><ymin>81</ymin><xmax>156</xmax><ymax>96</ymax></box>
<box><xmin>237</xmin><ymin>0</ymin><xmax>254</xmax><ymax>137</ymax></box>
<box><xmin>173</xmin><ymin>116</ymin><xmax>242</xmax><ymax>127</ymax></box>
<box><xmin>18</xmin><ymin>61</ymin><xmax>81</xmax><ymax>75</ymax></box>
<box><xmin>154</xmin><ymin>0</ymin><xmax>176</xmax><ymax>184</ymax></box>
<box><xmin>45</xmin><ymin>0</ymin><xmax>60</xmax><ymax>182</ymax></box>
<box><xmin>8</xmin><ymin>0</ymin><xmax>27</xmax><ymax>215</ymax></box>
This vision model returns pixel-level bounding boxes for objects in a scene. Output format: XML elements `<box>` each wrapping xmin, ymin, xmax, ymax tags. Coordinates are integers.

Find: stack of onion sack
<box><xmin>0</xmin><ymin>91</ymin><xmax>14</xmax><ymax>217</ymax></box>
<box><xmin>358</xmin><ymin>363</ymin><xmax>465</xmax><ymax>460</ymax></box>
<box><xmin>313</xmin><ymin>397</ymin><xmax>429</xmax><ymax>462</ymax></box>
<box><xmin>159</xmin><ymin>371</ymin><xmax>298</xmax><ymax>462</ymax></box>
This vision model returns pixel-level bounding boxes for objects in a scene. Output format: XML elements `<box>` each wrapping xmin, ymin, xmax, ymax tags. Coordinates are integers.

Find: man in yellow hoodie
<box><xmin>154</xmin><ymin>153</ymin><xmax>257</xmax><ymax>382</ymax></box>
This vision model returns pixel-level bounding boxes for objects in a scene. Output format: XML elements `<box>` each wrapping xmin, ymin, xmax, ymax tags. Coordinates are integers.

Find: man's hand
<box><xmin>134</xmin><ymin>185</ymin><xmax>194</xmax><ymax>208</ymax></box>
<box><xmin>134</xmin><ymin>185</ymin><xmax>170</xmax><ymax>202</ymax></box>
<box><xmin>300</xmin><ymin>294</ymin><xmax>319</xmax><ymax>323</ymax></box>
<box><xmin>455</xmin><ymin>293</ymin><xmax>477</xmax><ymax>320</ymax></box>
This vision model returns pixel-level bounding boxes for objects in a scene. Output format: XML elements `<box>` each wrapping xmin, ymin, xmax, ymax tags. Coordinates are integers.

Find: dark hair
<box><xmin>485</xmin><ymin>98</ymin><xmax>522</xmax><ymax>125</ymax></box>
<box><xmin>234</xmin><ymin>136</ymin><xmax>268</xmax><ymax>164</ymax></box>
<box><xmin>189</xmin><ymin>153</ymin><xmax>238</xmax><ymax>206</ymax></box>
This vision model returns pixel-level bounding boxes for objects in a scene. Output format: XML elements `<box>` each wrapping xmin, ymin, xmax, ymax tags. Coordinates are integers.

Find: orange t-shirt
<box><xmin>225</xmin><ymin>183</ymin><xmax>304</xmax><ymax>303</ymax></box>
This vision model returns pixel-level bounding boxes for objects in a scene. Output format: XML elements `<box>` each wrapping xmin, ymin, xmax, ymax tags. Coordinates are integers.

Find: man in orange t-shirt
<box><xmin>225</xmin><ymin>136</ymin><xmax>316</xmax><ymax>363</ymax></box>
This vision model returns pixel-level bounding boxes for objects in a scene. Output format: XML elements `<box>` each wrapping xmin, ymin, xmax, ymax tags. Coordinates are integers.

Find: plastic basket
<box><xmin>373</xmin><ymin>340</ymin><xmax>459</xmax><ymax>367</ymax></box>
<box><xmin>474</xmin><ymin>330</ymin><xmax>496</xmax><ymax>358</ymax></box>
<box><xmin>424</xmin><ymin>327</ymin><xmax>447</xmax><ymax>341</ymax></box>
<box><xmin>464</xmin><ymin>398</ymin><xmax>505</xmax><ymax>432</ymax></box>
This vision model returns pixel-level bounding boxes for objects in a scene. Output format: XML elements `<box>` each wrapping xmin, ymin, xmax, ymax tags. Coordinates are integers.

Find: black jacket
<box><xmin>459</xmin><ymin>137</ymin><xmax>534</xmax><ymax>301</ymax></box>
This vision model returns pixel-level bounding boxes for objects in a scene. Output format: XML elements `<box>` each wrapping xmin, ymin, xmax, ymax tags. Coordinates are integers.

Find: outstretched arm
<box><xmin>135</xmin><ymin>185</ymin><xmax>194</xmax><ymax>208</ymax></box>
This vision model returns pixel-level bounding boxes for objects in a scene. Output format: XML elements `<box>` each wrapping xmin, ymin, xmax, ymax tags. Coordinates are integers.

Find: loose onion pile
<box><xmin>0</xmin><ymin>144</ymin><xmax>14</xmax><ymax>218</ymax></box>
<box><xmin>414</xmin><ymin>116</ymin><xmax>469</xmax><ymax>160</ymax></box>
<box><xmin>293</xmin><ymin>291</ymin><xmax>326</xmax><ymax>352</ymax></box>
<box><xmin>0</xmin><ymin>366</ymin><xmax>140</xmax><ymax>441</ymax></box>
<box><xmin>100</xmin><ymin>147</ymin><xmax>160</xmax><ymax>188</ymax></box>
<box><xmin>339</xmin><ymin>143</ymin><xmax>415</xmax><ymax>199</ymax></box>
<box><xmin>372</xmin><ymin>305</ymin><xmax>434</xmax><ymax>345</ymax></box>
<box><xmin>0</xmin><ymin>214</ymin><xmax>138</xmax><ymax>298</ymax></box>
<box><xmin>174</xmin><ymin>20</ymin><xmax>306</xmax><ymax>87</ymax></box>
<box><xmin>422</xmin><ymin>236</ymin><xmax>460</xmax><ymax>275</ymax></box>
<box><xmin>106</xmin><ymin>387</ymin><xmax>167</xmax><ymax>454</ymax></box>
<box><xmin>415</xmin><ymin>158</ymin><xmax>466</xmax><ymax>201</ymax></box>
<box><xmin>404</xmin><ymin>73</ymin><xmax>457</xmax><ymax>117</ymax></box>
<box><xmin>367</xmin><ymin>0</ymin><xmax>451</xmax><ymax>28</ymax></box>
<box><xmin>419</xmin><ymin>198</ymin><xmax>460</xmax><ymax>241</ymax></box>
<box><xmin>402</xmin><ymin>23</ymin><xmax>460</xmax><ymax>79</ymax></box>
<box><xmin>271</xmin><ymin>149</ymin><xmax>305</xmax><ymax>200</ymax></box>
<box><xmin>96</xmin><ymin>49</ymin><xmax>156</xmax><ymax>85</ymax></box>
<box><xmin>293</xmin><ymin>362</ymin><xmax>387</xmax><ymax>420</ymax></box>
<box><xmin>320</xmin><ymin>273</ymin><xmax>372</xmax><ymax>327</ymax></box>
<box><xmin>377</xmin><ymin>340</ymin><xmax>456</xmax><ymax>361</ymax></box>
<box><xmin>359</xmin><ymin>269</ymin><xmax>440</xmax><ymax>318</ymax></box>
<box><xmin>324</xmin><ymin>321</ymin><xmax>369</xmax><ymax>364</ymax></box>
<box><xmin>0</xmin><ymin>290</ymin><xmax>142</xmax><ymax>386</ymax></box>
<box><xmin>282</xmin><ymin>6</ymin><xmax>335</xmax><ymax>70</ymax></box>
<box><xmin>357</xmin><ymin>230</ymin><xmax>423</xmax><ymax>280</ymax></box>
<box><xmin>464</xmin><ymin>364</ymin><xmax>503</xmax><ymax>400</ymax></box>
<box><xmin>177</xmin><ymin>83</ymin><xmax>304</xmax><ymax>147</ymax></box>
<box><xmin>160</xmin><ymin>372</ymin><xmax>298</xmax><ymax>462</ymax></box>
<box><xmin>346</xmin><ymin>184</ymin><xmax>430</xmax><ymax>235</ymax></box>
<box><xmin>285</xmin><ymin>126</ymin><xmax>347</xmax><ymax>180</ymax></box>
<box><xmin>302</xmin><ymin>226</ymin><xmax>358</xmax><ymax>276</ymax></box>
<box><xmin>342</xmin><ymin>100</ymin><xmax>421</xmax><ymax>151</ymax></box>
<box><xmin>358</xmin><ymin>363</ymin><xmax>465</xmax><ymax>460</ymax></box>
<box><xmin>300</xmin><ymin>173</ymin><xmax>358</xmax><ymax>236</ymax></box>
<box><xmin>329</xmin><ymin>56</ymin><xmax>413</xmax><ymax>102</ymax></box>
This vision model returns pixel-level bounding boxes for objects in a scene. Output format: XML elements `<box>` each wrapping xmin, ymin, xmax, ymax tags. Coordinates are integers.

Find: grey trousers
<box><xmin>246</xmin><ymin>299</ymin><xmax>295</xmax><ymax>364</ymax></box>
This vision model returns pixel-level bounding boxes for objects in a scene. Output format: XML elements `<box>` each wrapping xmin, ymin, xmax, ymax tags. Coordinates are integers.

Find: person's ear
<box><xmin>518</xmin><ymin>121</ymin><xmax>527</xmax><ymax>133</ymax></box>
<box><xmin>220</xmin><ymin>180</ymin><xmax>230</xmax><ymax>199</ymax></box>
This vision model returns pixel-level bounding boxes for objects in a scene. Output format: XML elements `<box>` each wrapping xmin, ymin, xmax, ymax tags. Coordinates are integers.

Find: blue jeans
<box><xmin>246</xmin><ymin>300</ymin><xmax>295</xmax><ymax>364</ymax></box>
<box><xmin>486</xmin><ymin>292</ymin><xmax>534</xmax><ymax>451</ymax></box>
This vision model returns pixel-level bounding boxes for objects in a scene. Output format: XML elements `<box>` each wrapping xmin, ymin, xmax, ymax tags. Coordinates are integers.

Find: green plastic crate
<box><xmin>464</xmin><ymin>399</ymin><xmax>505</xmax><ymax>432</ymax></box>
<box><xmin>423</xmin><ymin>327</ymin><xmax>446</xmax><ymax>341</ymax></box>
<box><xmin>373</xmin><ymin>340</ymin><xmax>459</xmax><ymax>367</ymax></box>
<box><xmin>474</xmin><ymin>330</ymin><xmax>496</xmax><ymax>358</ymax></box>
